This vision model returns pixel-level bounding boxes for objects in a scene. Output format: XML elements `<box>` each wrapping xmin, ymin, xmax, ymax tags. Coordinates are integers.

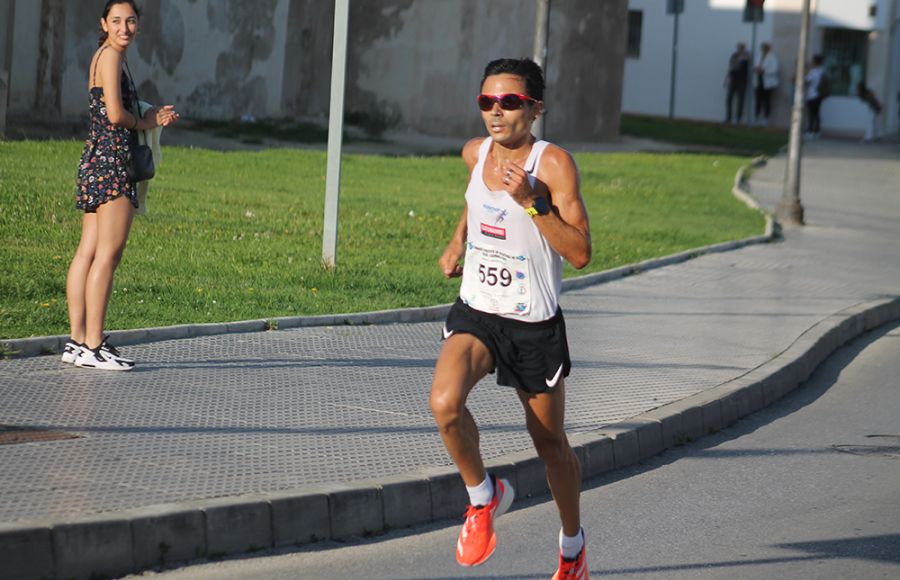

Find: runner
<box><xmin>429</xmin><ymin>57</ymin><xmax>592</xmax><ymax>579</ymax></box>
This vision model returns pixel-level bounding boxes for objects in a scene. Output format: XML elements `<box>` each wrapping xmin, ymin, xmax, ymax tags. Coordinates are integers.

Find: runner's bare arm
<box><xmin>440</xmin><ymin>206</ymin><xmax>467</xmax><ymax>278</ymax></box>
<box><xmin>508</xmin><ymin>145</ymin><xmax>591</xmax><ymax>269</ymax></box>
<box><xmin>438</xmin><ymin>138</ymin><xmax>483</xmax><ymax>278</ymax></box>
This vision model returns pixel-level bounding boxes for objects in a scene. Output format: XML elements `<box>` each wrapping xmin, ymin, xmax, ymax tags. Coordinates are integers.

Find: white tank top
<box><xmin>458</xmin><ymin>138</ymin><xmax>562</xmax><ymax>323</ymax></box>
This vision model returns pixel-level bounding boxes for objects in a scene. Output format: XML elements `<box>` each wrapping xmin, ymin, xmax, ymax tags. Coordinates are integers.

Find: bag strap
<box><xmin>91</xmin><ymin>45</ymin><xmax>110</xmax><ymax>88</ymax></box>
<box><xmin>122</xmin><ymin>58</ymin><xmax>141</xmax><ymax>118</ymax></box>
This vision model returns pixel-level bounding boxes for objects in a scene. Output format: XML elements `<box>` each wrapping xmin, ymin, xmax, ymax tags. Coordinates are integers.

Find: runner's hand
<box><xmin>500</xmin><ymin>160</ymin><xmax>537</xmax><ymax>208</ymax></box>
<box><xmin>439</xmin><ymin>243</ymin><xmax>464</xmax><ymax>278</ymax></box>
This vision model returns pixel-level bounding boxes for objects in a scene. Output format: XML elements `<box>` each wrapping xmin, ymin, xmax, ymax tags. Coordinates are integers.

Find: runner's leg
<box><xmin>430</xmin><ymin>333</ymin><xmax>495</xmax><ymax>485</ymax></box>
<box><xmin>517</xmin><ymin>379</ymin><xmax>581</xmax><ymax>536</ymax></box>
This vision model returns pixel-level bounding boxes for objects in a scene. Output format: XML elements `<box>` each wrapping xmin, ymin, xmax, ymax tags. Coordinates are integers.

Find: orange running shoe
<box><xmin>552</xmin><ymin>541</ymin><xmax>589</xmax><ymax>580</ymax></box>
<box><xmin>455</xmin><ymin>475</ymin><xmax>514</xmax><ymax>566</ymax></box>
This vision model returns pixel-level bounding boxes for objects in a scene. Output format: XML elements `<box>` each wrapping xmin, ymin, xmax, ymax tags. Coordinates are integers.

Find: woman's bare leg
<box><xmin>83</xmin><ymin>196</ymin><xmax>133</xmax><ymax>349</ymax></box>
<box><xmin>66</xmin><ymin>212</ymin><xmax>99</xmax><ymax>343</ymax></box>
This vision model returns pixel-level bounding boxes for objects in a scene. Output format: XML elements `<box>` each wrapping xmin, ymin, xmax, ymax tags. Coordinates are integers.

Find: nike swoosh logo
<box><xmin>545</xmin><ymin>364</ymin><xmax>564</xmax><ymax>388</ymax></box>
<box><xmin>442</xmin><ymin>326</ymin><xmax>454</xmax><ymax>340</ymax></box>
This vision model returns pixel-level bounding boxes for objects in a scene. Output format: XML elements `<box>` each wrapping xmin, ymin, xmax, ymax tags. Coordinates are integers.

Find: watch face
<box><xmin>533</xmin><ymin>196</ymin><xmax>550</xmax><ymax>215</ymax></box>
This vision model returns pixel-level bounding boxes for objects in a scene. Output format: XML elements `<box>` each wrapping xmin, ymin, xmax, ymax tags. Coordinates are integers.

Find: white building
<box><xmin>622</xmin><ymin>0</ymin><xmax>900</xmax><ymax>138</ymax></box>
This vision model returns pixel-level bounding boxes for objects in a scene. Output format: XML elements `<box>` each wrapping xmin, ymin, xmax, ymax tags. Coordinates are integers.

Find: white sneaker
<box><xmin>99</xmin><ymin>337</ymin><xmax>134</xmax><ymax>366</ymax></box>
<box><xmin>75</xmin><ymin>346</ymin><xmax>134</xmax><ymax>371</ymax></box>
<box><xmin>61</xmin><ymin>340</ymin><xmax>83</xmax><ymax>364</ymax></box>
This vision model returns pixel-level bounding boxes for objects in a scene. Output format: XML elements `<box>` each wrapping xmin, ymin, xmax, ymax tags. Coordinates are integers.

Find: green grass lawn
<box><xmin>0</xmin><ymin>140</ymin><xmax>765</xmax><ymax>339</ymax></box>
<box><xmin>621</xmin><ymin>113</ymin><xmax>788</xmax><ymax>156</ymax></box>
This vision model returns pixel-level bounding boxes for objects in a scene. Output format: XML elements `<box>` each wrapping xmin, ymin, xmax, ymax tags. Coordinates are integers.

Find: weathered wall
<box><xmin>7</xmin><ymin>0</ymin><xmax>291</xmax><ymax>122</ymax></box>
<box><xmin>546</xmin><ymin>0</ymin><xmax>627</xmax><ymax>140</ymax></box>
<box><xmin>5</xmin><ymin>0</ymin><xmax>627</xmax><ymax>142</ymax></box>
<box><xmin>283</xmin><ymin>0</ymin><xmax>627</xmax><ymax>141</ymax></box>
<box><xmin>281</xmin><ymin>0</ymin><xmax>335</xmax><ymax>120</ymax></box>
<box><xmin>0</xmin><ymin>0</ymin><xmax>14</xmax><ymax>137</ymax></box>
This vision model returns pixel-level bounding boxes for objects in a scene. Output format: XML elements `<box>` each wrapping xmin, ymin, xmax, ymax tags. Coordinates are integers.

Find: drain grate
<box><xmin>831</xmin><ymin>435</ymin><xmax>900</xmax><ymax>459</ymax></box>
<box><xmin>0</xmin><ymin>424</ymin><xmax>82</xmax><ymax>445</ymax></box>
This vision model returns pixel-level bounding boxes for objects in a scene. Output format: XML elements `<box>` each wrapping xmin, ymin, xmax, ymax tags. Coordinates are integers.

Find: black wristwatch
<box><xmin>525</xmin><ymin>196</ymin><xmax>550</xmax><ymax>218</ymax></box>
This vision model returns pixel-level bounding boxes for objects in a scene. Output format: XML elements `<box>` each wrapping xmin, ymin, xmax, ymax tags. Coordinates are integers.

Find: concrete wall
<box><xmin>135</xmin><ymin>0</ymin><xmax>292</xmax><ymax>120</ymax></box>
<box><xmin>281</xmin><ymin>0</ymin><xmax>626</xmax><ymax>141</ymax></box>
<box><xmin>6</xmin><ymin>0</ymin><xmax>291</xmax><ymax>123</ymax></box>
<box><xmin>3</xmin><ymin>0</ymin><xmax>627</xmax><ymax>142</ymax></box>
<box><xmin>546</xmin><ymin>0</ymin><xmax>627</xmax><ymax>140</ymax></box>
<box><xmin>0</xmin><ymin>0</ymin><xmax>13</xmax><ymax>137</ymax></box>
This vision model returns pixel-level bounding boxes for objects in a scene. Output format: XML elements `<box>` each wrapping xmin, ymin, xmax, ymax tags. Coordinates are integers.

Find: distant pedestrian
<box><xmin>753</xmin><ymin>42</ymin><xmax>779</xmax><ymax>126</ymax></box>
<box><xmin>430</xmin><ymin>57</ymin><xmax>592</xmax><ymax>579</ymax></box>
<box><xmin>724</xmin><ymin>42</ymin><xmax>749</xmax><ymax>124</ymax></box>
<box><xmin>856</xmin><ymin>82</ymin><xmax>882</xmax><ymax>142</ymax></box>
<box><xmin>64</xmin><ymin>0</ymin><xmax>179</xmax><ymax>371</ymax></box>
<box><xmin>804</xmin><ymin>54</ymin><xmax>826</xmax><ymax>137</ymax></box>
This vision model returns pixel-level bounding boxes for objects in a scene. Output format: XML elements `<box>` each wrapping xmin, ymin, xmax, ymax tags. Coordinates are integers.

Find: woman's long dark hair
<box><xmin>97</xmin><ymin>0</ymin><xmax>141</xmax><ymax>47</ymax></box>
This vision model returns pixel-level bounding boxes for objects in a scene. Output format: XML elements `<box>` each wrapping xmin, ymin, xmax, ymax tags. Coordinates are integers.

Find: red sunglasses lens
<box><xmin>477</xmin><ymin>94</ymin><xmax>528</xmax><ymax>111</ymax></box>
<box><xmin>477</xmin><ymin>95</ymin><xmax>495</xmax><ymax>111</ymax></box>
<box><xmin>498</xmin><ymin>94</ymin><xmax>525</xmax><ymax>110</ymax></box>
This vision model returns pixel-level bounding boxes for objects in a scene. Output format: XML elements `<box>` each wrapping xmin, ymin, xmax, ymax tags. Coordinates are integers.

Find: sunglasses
<box><xmin>476</xmin><ymin>93</ymin><xmax>537</xmax><ymax>111</ymax></box>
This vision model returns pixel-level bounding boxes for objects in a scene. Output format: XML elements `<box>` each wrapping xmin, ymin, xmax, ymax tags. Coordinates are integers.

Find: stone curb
<box><xmin>5</xmin><ymin>296</ymin><xmax>898</xmax><ymax>580</ymax></box>
<box><xmin>1</xmin><ymin>161</ymin><xmax>774</xmax><ymax>359</ymax></box>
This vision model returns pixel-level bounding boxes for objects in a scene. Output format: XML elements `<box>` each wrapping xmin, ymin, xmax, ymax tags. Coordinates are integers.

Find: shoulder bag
<box><xmin>123</xmin><ymin>60</ymin><xmax>155</xmax><ymax>183</ymax></box>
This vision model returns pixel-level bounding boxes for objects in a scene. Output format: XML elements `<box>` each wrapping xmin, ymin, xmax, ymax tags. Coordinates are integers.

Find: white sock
<box><xmin>560</xmin><ymin>528</ymin><xmax>584</xmax><ymax>559</ymax></box>
<box><xmin>466</xmin><ymin>475</ymin><xmax>493</xmax><ymax>507</ymax></box>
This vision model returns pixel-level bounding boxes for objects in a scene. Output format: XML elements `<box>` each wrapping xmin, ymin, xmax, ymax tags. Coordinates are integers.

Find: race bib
<box><xmin>459</xmin><ymin>242</ymin><xmax>531</xmax><ymax>315</ymax></box>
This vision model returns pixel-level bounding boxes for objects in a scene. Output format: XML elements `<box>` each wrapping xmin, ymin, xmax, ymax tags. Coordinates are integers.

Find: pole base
<box><xmin>776</xmin><ymin>200</ymin><xmax>805</xmax><ymax>226</ymax></box>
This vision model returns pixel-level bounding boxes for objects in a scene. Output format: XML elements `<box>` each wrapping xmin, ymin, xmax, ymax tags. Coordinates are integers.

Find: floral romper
<box><xmin>75</xmin><ymin>47</ymin><xmax>139</xmax><ymax>212</ymax></box>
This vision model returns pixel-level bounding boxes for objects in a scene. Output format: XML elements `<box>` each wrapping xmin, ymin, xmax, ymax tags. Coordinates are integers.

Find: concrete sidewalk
<box><xmin>1</xmin><ymin>139</ymin><xmax>898</xmax><ymax>580</ymax></box>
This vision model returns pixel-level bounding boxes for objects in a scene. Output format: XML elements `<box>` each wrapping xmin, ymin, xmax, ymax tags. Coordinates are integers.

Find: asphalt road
<box><xmin>129</xmin><ymin>321</ymin><xmax>900</xmax><ymax>580</ymax></box>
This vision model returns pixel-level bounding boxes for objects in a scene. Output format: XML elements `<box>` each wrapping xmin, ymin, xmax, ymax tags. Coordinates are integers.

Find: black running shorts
<box><xmin>442</xmin><ymin>299</ymin><xmax>572</xmax><ymax>394</ymax></box>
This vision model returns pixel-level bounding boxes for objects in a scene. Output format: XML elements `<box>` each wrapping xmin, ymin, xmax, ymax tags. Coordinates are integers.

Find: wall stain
<box><xmin>72</xmin><ymin>0</ymin><xmax>101</xmax><ymax>80</ymax></box>
<box><xmin>187</xmin><ymin>0</ymin><xmax>278</xmax><ymax>117</ymax></box>
<box><xmin>346</xmin><ymin>1</ymin><xmax>413</xmax><ymax>128</ymax></box>
<box><xmin>281</xmin><ymin>0</ymin><xmax>333</xmax><ymax>116</ymax></box>
<box><xmin>34</xmin><ymin>0</ymin><xmax>66</xmax><ymax>114</ymax></box>
<box><xmin>136</xmin><ymin>0</ymin><xmax>185</xmax><ymax>75</ymax></box>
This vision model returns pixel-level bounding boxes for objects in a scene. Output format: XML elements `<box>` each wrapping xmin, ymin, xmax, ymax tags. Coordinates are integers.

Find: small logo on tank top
<box><xmin>480</xmin><ymin>223</ymin><xmax>506</xmax><ymax>240</ymax></box>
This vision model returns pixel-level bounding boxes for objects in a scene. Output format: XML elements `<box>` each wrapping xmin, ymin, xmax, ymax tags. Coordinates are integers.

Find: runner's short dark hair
<box><xmin>482</xmin><ymin>58</ymin><xmax>545</xmax><ymax>101</ymax></box>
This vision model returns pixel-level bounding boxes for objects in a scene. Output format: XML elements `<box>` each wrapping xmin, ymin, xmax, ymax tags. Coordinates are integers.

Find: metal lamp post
<box><xmin>777</xmin><ymin>0</ymin><xmax>810</xmax><ymax>226</ymax></box>
<box><xmin>532</xmin><ymin>0</ymin><xmax>550</xmax><ymax>140</ymax></box>
<box><xmin>667</xmin><ymin>0</ymin><xmax>684</xmax><ymax>120</ymax></box>
<box><xmin>322</xmin><ymin>0</ymin><xmax>350</xmax><ymax>269</ymax></box>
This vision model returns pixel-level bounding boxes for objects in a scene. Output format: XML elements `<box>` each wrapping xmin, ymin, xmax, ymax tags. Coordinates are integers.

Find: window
<box><xmin>626</xmin><ymin>10</ymin><xmax>643</xmax><ymax>59</ymax></box>
<box><xmin>821</xmin><ymin>27</ymin><xmax>868</xmax><ymax>96</ymax></box>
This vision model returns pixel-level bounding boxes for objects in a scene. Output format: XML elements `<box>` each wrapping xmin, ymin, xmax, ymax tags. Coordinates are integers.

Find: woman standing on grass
<box><xmin>63</xmin><ymin>0</ymin><xmax>178</xmax><ymax>370</ymax></box>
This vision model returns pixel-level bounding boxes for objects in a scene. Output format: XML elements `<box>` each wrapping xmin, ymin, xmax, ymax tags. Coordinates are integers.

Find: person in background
<box><xmin>64</xmin><ymin>0</ymin><xmax>179</xmax><ymax>371</ymax></box>
<box><xmin>856</xmin><ymin>82</ymin><xmax>882</xmax><ymax>142</ymax></box>
<box><xmin>804</xmin><ymin>54</ymin><xmax>826</xmax><ymax>138</ymax></box>
<box><xmin>753</xmin><ymin>42</ymin><xmax>779</xmax><ymax>126</ymax></box>
<box><xmin>724</xmin><ymin>42</ymin><xmax>749</xmax><ymax>124</ymax></box>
